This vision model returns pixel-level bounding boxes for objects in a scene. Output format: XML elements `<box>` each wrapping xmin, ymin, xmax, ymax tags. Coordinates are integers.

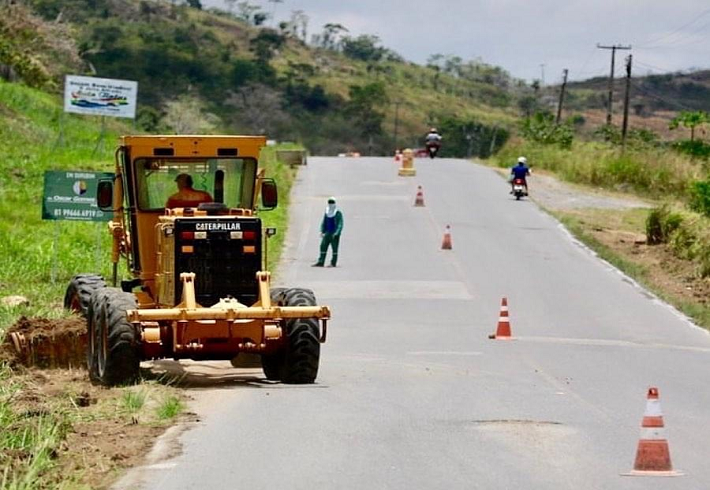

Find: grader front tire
<box><xmin>94</xmin><ymin>288</ymin><xmax>140</xmax><ymax>386</ymax></box>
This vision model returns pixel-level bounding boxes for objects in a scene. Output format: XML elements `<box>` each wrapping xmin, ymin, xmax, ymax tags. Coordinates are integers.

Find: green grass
<box><xmin>120</xmin><ymin>389</ymin><xmax>147</xmax><ymax>416</ymax></box>
<box><xmin>259</xmin><ymin>144</ymin><xmax>300</xmax><ymax>277</ymax></box>
<box><xmin>556</xmin><ymin>212</ymin><xmax>710</xmax><ymax>329</ymax></box>
<box><xmin>491</xmin><ymin>139</ymin><xmax>705</xmax><ymax>198</ymax></box>
<box><xmin>156</xmin><ymin>395</ymin><xmax>183</xmax><ymax>421</ymax></box>
<box><xmin>0</xmin><ymin>365</ymin><xmax>72</xmax><ymax>490</ymax></box>
<box><xmin>0</xmin><ymin>80</ymin><xmax>128</xmax><ymax>332</ymax></box>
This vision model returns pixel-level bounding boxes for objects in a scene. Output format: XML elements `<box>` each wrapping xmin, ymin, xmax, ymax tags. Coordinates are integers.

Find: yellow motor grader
<box><xmin>62</xmin><ymin>135</ymin><xmax>330</xmax><ymax>385</ymax></box>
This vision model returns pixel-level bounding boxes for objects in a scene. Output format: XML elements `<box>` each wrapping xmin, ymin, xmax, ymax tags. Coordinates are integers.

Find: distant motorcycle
<box><xmin>426</xmin><ymin>142</ymin><xmax>440</xmax><ymax>159</ymax></box>
<box><xmin>512</xmin><ymin>178</ymin><xmax>527</xmax><ymax>200</ymax></box>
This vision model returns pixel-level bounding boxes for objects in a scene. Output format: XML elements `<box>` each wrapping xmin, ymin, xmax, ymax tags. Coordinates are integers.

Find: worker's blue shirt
<box><xmin>511</xmin><ymin>165</ymin><xmax>530</xmax><ymax>179</ymax></box>
<box><xmin>323</xmin><ymin>216</ymin><xmax>337</xmax><ymax>234</ymax></box>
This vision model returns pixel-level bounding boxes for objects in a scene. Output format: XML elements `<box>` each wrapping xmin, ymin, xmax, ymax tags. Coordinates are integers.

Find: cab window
<box><xmin>134</xmin><ymin>158</ymin><xmax>257</xmax><ymax>210</ymax></box>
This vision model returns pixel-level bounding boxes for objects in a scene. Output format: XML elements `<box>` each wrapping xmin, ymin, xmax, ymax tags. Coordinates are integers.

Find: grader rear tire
<box><xmin>280</xmin><ymin>288</ymin><xmax>320</xmax><ymax>384</ymax></box>
<box><xmin>63</xmin><ymin>274</ymin><xmax>106</xmax><ymax>318</ymax></box>
<box><xmin>93</xmin><ymin>288</ymin><xmax>140</xmax><ymax>386</ymax></box>
<box><xmin>260</xmin><ymin>287</ymin><xmax>289</xmax><ymax>380</ymax></box>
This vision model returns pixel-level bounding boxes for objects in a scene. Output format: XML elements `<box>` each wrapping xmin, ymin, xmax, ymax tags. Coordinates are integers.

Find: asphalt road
<box><xmin>118</xmin><ymin>157</ymin><xmax>710</xmax><ymax>490</ymax></box>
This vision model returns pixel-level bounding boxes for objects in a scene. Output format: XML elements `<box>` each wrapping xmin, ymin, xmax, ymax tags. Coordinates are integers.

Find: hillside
<box><xmin>2</xmin><ymin>0</ymin><xmax>521</xmax><ymax>156</ymax></box>
<box><xmin>552</xmin><ymin>69</ymin><xmax>710</xmax><ymax>139</ymax></box>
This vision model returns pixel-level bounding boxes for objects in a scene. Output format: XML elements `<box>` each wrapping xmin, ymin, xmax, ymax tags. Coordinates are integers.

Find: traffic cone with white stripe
<box><xmin>623</xmin><ymin>387</ymin><xmax>683</xmax><ymax>477</ymax></box>
<box><xmin>414</xmin><ymin>186</ymin><xmax>425</xmax><ymax>207</ymax></box>
<box><xmin>394</xmin><ymin>149</ymin><xmax>402</xmax><ymax>164</ymax></box>
<box><xmin>441</xmin><ymin>225</ymin><xmax>452</xmax><ymax>250</ymax></box>
<box><xmin>488</xmin><ymin>297</ymin><xmax>513</xmax><ymax>339</ymax></box>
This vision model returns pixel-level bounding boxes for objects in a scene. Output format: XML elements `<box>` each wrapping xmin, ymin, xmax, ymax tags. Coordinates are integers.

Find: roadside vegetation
<box><xmin>0</xmin><ymin>365</ymin><xmax>186</xmax><ymax>489</ymax></box>
<box><xmin>491</xmin><ymin>98</ymin><xmax>709</xmax><ymax>328</ymax></box>
<box><xmin>0</xmin><ymin>78</ymin><xmax>297</xmax><ymax>488</ymax></box>
<box><xmin>4</xmin><ymin>0</ymin><xmax>520</xmax><ymax>156</ymax></box>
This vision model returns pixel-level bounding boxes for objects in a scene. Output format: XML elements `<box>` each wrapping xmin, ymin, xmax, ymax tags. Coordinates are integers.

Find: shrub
<box><xmin>646</xmin><ymin>205</ymin><xmax>683</xmax><ymax>244</ymax></box>
<box><xmin>520</xmin><ymin>112</ymin><xmax>573</xmax><ymax>149</ymax></box>
<box><xmin>673</xmin><ymin>140</ymin><xmax>710</xmax><ymax>159</ymax></box>
<box><xmin>689</xmin><ymin>180</ymin><xmax>710</xmax><ymax>217</ymax></box>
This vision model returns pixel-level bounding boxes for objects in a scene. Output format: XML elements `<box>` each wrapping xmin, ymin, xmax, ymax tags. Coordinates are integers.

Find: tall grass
<box><xmin>0</xmin><ymin>80</ymin><xmax>125</xmax><ymax>331</ymax></box>
<box><xmin>492</xmin><ymin>139</ymin><xmax>705</xmax><ymax>198</ymax></box>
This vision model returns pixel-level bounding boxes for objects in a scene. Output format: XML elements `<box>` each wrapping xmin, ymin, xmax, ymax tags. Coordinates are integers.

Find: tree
<box><xmin>669</xmin><ymin>110</ymin><xmax>708</xmax><ymax>141</ymax></box>
<box><xmin>346</xmin><ymin>82</ymin><xmax>388</xmax><ymax>138</ymax></box>
<box><xmin>341</xmin><ymin>35</ymin><xmax>384</xmax><ymax>62</ymax></box>
<box><xmin>249</xmin><ymin>29</ymin><xmax>284</xmax><ymax>63</ymax></box>
<box><xmin>267</xmin><ymin>0</ymin><xmax>283</xmax><ymax>26</ymax></box>
<box><xmin>288</xmin><ymin>10</ymin><xmax>308</xmax><ymax>41</ymax></box>
<box><xmin>163</xmin><ymin>95</ymin><xmax>220</xmax><ymax>134</ymax></box>
<box><xmin>319</xmin><ymin>23</ymin><xmax>348</xmax><ymax>50</ymax></box>
<box><xmin>186</xmin><ymin>0</ymin><xmax>202</xmax><ymax>9</ymax></box>
<box><xmin>225</xmin><ymin>83</ymin><xmax>289</xmax><ymax>135</ymax></box>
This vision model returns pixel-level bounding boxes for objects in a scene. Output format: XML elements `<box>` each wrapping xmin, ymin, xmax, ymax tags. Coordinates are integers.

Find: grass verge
<box><xmin>553</xmin><ymin>208</ymin><xmax>710</xmax><ymax>329</ymax></box>
<box><xmin>0</xmin><ymin>365</ymin><xmax>185</xmax><ymax>490</ymax></box>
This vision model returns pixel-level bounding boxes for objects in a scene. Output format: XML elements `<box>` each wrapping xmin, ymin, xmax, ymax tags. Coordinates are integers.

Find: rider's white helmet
<box><xmin>430</xmin><ymin>128</ymin><xmax>438</xmax><ymax>133</ymax></box>
<box><xmin>517</xmin><ymin>156</ymin><xmax>527</xmax><ymax>164</ymax></box>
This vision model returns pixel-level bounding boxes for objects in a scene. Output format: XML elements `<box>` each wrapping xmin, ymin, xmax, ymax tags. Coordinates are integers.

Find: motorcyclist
<box><xmin>510</xmin><ymin>156</ymin><xmax>531</xmax><ymax>195</ymax></box>
<box><xmin>425</xmin><ymin>128</ymin><xmax>442</xmax><ymax>146</ymax></box>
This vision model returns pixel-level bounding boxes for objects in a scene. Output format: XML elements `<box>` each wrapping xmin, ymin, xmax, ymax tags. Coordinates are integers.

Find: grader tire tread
<box><xmin>97</xmin><ymin>288</ymin><xmax>140</xmax><ymax>386</ymax></box>
<box><xmin>64</xmin><ymin>274</ymin><xmax>106</xmax><ymax>318</ymax></box>
<box><xmin>260</xmin><ymin>287</ymin><xmax>290</xmax><ymax>380</ymax></box>
<box><xmin>280</xmin><ymin>288</ymin><xmax>320</xmax><ymax>384</ymax></box>
<box><xmin>87</xmin><ymin>287</ymin><xmax>111</xmax><ymax>379</ymax></box>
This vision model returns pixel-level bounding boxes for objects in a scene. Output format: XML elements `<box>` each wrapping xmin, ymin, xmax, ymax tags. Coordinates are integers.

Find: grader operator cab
<box><xmin>63</xmin><ymin>136</ymin><xmax>330</xmax><ymax>385</ymax></box>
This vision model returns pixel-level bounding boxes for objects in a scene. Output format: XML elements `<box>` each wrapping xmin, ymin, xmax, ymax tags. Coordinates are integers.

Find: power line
<box><xmin>640</xmin><ymin>20</ymin><xmax>710</xmax><ymax>49</ymax></box>
<box><xmin>637</xmin><ymin>7</ymin><xmax>710</xmax><ymax>48</ymax></box>
<box><xmin>630</xmin><ymin>80</ymin><xmax>695</xmax><ymax>111</ymax></box>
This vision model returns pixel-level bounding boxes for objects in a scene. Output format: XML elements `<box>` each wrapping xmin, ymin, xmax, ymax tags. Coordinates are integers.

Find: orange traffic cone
<box><xmin>414</xmin><ymin>186</ymin><xmax>425</xmax><ymax>207</ymax></box>
<box><xmin>488</xmin><ymin>297</ymin><xmax>513</xmax><ymax>339</ymax></box>
<box><xmin>623</xmin><ymin>387</ymin><xmax>682</xmax><ymax>477</ymax></box>
<box><xmin>441</xmin><ymin>225</ymin><xmax>452</xmax><ymax>250</ymax></box>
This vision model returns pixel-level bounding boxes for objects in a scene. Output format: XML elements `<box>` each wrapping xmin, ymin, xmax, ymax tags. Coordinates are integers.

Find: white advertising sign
<box><xmin>64</xmin><ymin>75</ymin><xmax>138</xmax><ymax>119</ymax></box>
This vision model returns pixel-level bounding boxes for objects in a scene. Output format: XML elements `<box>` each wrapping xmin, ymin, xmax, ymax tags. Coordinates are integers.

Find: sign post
<box><xmin>42</xmin><ymin>171</ymin><xmax>115</xmax><ymax>282</ymax></box>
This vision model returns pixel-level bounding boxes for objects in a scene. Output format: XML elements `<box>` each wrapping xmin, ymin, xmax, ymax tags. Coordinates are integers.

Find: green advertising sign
<box><xmin>42</xmin><ymin>171</ymin><xmax>114</xmax><ymax>221</ymax></box>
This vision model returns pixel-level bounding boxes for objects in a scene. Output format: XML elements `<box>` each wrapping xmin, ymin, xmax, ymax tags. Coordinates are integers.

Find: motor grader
<box><xmin>62</xmin><ymin>135</ymin><xmax>330</xmax><ymax>385</ymax></box>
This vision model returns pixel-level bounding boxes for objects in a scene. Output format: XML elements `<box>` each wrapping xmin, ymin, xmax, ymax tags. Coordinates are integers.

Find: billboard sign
<box><xmin>64</xmin><ymin>75</ymin><xmax>138</xmax><ymax>119</ymax></box>
<box><xmin>42</xmin><ymin>171</ymin><xmax>114</xmax><ymax>222</ymax></box>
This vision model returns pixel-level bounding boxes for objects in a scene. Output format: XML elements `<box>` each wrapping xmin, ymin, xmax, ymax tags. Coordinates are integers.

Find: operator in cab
<box><xmin>166</xmin><ymin>173</ymin><xmax>213</xmax><ymax>208</ymax></box>
<box><xmin>510</xmin><ymin>156</ymin><xmax>531</xmax><ymax>195</ymax></box>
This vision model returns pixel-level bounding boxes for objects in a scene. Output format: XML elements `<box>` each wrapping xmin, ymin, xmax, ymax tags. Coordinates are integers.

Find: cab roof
<box><xmin>121</xmin><ymin>135</ymin><xmax>267</xmax><ymax>160</ymax></box>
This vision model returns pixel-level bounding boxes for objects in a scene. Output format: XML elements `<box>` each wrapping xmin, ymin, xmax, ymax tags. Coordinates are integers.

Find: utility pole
<box><xmin>621</xmin><ymin>54</ymin><xmax>633</xmax><ymax>149</ymax></box>
<box><xmin>597</xmin><ymin>44</ymin><xmax>631</xmax><ymax>125</ymax></box>
<box><xmin>393</xmin><ymin>100</ymin><xmax>402</xmax><ymax>151</ymax></box>
<box><xmin>556</xmin><ymin>69</ymin><xmax>569</xmax><ymax>125</ymax></box>
<box><xmin>540</xmin><ymin>64</ymin><xmax>546</xmax><ymax>86</ymax></box>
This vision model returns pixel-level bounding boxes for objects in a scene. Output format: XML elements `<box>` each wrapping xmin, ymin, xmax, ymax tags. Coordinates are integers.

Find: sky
<box><xmin>203</xmin><ymin>0</ymin><xmax>710</xmax><ymax>83</ymax></box>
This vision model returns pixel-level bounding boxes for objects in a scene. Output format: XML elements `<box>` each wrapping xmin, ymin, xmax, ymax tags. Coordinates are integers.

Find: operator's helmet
<box><xmin>429</xmin><ymin>128</ymin><xmax>438</xmax><ymax>133</ymax></box>
<box><xmin>517</xmin><ymin>156</ymin><xmax>527</xmax><ymax>165</ymax></box>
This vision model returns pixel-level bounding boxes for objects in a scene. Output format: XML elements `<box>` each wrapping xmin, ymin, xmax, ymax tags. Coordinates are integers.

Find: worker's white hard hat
<box><xmin>517</xmin><ymin>156</ymin><xmax>527</xmax><ymax>164</ymax></box>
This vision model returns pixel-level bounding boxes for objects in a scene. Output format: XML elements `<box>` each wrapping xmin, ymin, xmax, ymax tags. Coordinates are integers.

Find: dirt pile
<box><xmin>3</xmin><ymin>316</ymin><xmax>87</xmax><ymax>368</ymax></box>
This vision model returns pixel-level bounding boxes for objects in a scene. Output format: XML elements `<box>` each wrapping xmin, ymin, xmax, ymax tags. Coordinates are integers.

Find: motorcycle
<box><xmin>426</xmin><ymin>142</ymin><xmax>440</xmax><ymax>159</ymax></box>
<box><xmin>512</xmin><ymin>178</ymin><xmax>527</xmax><ymax>200</ymax></box>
